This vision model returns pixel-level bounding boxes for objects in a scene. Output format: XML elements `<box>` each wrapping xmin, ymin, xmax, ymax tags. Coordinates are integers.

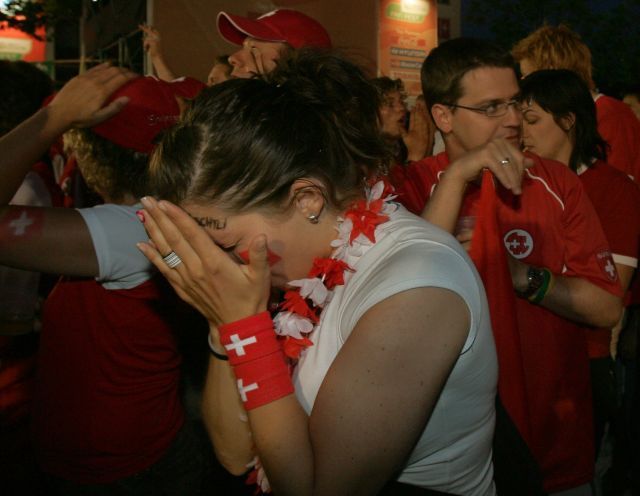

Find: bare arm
<box><xmin>616</xmin><ymin>263</ymin><xmax>635</xmax><ymax>295</ymax></box>
<box><xmin>610</xmin><ymin>263</ymin><xmax>635</xmax><ymax>357</ymax></box>
<box><xmin>509</xmin><ymin>258</ymin><xmax>623</xmax><ymax>328</ymax></box>
<box><xmin>0</xmin><ymin>206</ymin><xmax>97</xmax><ymax>275</ymax></box>
<box><xmin>0</xmin><ymin>64</ymin><xmax>135</xmax><ymax>275</ymax></box>
<box><xmin>201</xmin><ymin>326</ymin><xmax>255</xmax><ymax>475</ymax></box>
<box><xmin>140</xmin><ymin>25</ymin><xmax>177</xmax><ymax>81</ymax></box>
<box><xmin>248</xmin><ymin>287</ymin><xmax>470</xmax><ymax>496</ymax></box>
<box><xmin>421</xmin><ymin>138</ymin><xmax>530</xmax><ymax>232</ymax></box>
<box><xmin>0</xmin><ymin>64</ymin><xmax>133</xmax><ymax>204</ymax></box>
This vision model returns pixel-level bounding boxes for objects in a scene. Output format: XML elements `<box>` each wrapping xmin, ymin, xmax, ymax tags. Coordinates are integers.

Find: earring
<box><xmin>307</xmin><ymin>213</ymin><xmax>320</xmax><ymax>224</ymax></box>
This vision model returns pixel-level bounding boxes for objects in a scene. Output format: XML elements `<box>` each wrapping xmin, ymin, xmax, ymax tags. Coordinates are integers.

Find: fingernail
<box><xmin>158</xmin><ymin>201</ymin><xmax>168</xmax><ymax>211</ymax></box>
<box><xmin>140</xmin><ymin>196</ymin><xmax>153</xmax><ymax>209</ymax></box>
<box><xmin>136</xmin><ymin>210</ymin><xmax>145</xmax><ymax>223</ymax></box>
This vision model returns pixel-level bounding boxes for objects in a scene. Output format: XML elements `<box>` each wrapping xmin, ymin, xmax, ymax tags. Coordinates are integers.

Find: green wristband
<box><xmin>529</xmin><ymin>268</ymin><xmax>553</xmax><ymax>304</ymax></box>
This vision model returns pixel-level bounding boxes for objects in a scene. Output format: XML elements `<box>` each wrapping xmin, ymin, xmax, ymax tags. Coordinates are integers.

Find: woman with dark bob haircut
<box><xmin>138</xmin><ymin>50</ymin><xmax>498</xmax><ymax>495</ymax></box>
<box><xmin>519</xmin><ymin>68</ymin><xmax>640</xmax><ymax>461</ymax></box>
<box><xmin>520</xmin><ymin>69</ymin><xmax>608</xmax><ymax>172</ymax></box>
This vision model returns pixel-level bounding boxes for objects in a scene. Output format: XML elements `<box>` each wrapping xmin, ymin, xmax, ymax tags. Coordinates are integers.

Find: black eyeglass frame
<box><xmin>444</xmin><ymin>99</ymin><xmax>520</xmax><ymax>118</ymax></box>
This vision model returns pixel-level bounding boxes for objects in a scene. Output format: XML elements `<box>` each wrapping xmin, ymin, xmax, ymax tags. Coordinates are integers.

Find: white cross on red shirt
<box><xmin>605</xmin><ymin>260</ymin><xmax>616</xmax><ymax>279</ymax></box>
<box><xmin>225</xmin><ymin>334</ymin><xmax>257</xmax><ymax>356</ymax></box>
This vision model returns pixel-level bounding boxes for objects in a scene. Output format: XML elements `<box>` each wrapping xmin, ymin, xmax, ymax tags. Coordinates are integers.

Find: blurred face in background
<box><xmin>207</xmin><ymin>63</ymin><xmax>231</xmax><ymax>86</ymax></box>
<box><xmin>228</xmin><ymin>38</ymin><xmax>287</xmax><ymax>79</ymax></box>
<box><xmin>379</xmin><ymin>90</ymin><xmax>407</xmax><ymax>139</ymax></box>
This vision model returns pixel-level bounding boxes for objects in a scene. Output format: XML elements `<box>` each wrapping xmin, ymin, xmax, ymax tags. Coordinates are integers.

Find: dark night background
<box><xmin>2</xmin><ymin>0</ymin><xmax>639</xmax><ymax>94</ymax></box>
<box><xmin>461</xmin><ymin>0</ymin><xmax>640</xmax><ymax>95</ymax></box>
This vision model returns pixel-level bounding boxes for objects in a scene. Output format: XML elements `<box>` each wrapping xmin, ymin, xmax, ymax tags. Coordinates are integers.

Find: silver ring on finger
<box><xmin>500</xmin><ymin>157</ymin><xmax>511</xmax><ymax>166</ymax></box>
<box><xmin>163</xmin><ymin>251</ymin><xmax>182</xmax><ymax>269</ymax></box>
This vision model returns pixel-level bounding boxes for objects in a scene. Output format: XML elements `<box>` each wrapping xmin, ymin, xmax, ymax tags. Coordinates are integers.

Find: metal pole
<box><xmin>144</xmin><ymin>0</ymin><xmax>154</xmax><ymax>75</ymax></box>
<box><xmin>79</xmin><ymin>0</ymin><xmax>87</xmax><ymax>74</ymax></box>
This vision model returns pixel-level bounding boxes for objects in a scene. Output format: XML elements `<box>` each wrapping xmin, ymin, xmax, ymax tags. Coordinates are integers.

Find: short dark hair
<box><xmin>370</xmin><ymin>76</ymin><xmax>404</xmax><ymax>98</ymax></box>
<box><xmin>421</xmin><ymin>38</ymin><xmax>515</xmax><ymax>112</ymax></box>
<box><xmin>519</xmin><ymin>69</ymin><xmax>608</xmax><ymax>171</ymax></box>
<box><xmin>150</xmin><ymin>49</ymin><xmax>390</xmax><ymax>214</ymax></box>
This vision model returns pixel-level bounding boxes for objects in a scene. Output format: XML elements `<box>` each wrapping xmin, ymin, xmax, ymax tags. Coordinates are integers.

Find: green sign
<box><xmin>0</xmin><ymin>52</ymin><xmax>22</xmax><ymax>60</ymax></box>
<box><xmin>385</xmin><ymin>3</ymin><xmax>425</xmax><ymax>23</ymax></box>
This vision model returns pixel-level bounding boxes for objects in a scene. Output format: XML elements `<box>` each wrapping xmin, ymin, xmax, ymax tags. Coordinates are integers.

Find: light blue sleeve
<box><xmin>77</xmin><ymin>203</ymin><xmax>156</xmax><ymax>289</ymax></box>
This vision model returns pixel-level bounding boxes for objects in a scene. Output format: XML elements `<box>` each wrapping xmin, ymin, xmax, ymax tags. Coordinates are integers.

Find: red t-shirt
<box><xmin>32</xmin><ymin>277</ymin><xmax>185</xmax><ymax>483</ymax></box>
<box><xmin>596</xmin><ymin>94</ymin><xmax>640</xmax><ymax>183</ymax></box>
<box><xmin>394</xmin><ymin>152</ymin><xmax>623</xmax><ymax>492</ymax></box>
<box><xmin>579</xmin><ymin>160</ymin><xmax>640</xmax><ymax>357</ymax></box>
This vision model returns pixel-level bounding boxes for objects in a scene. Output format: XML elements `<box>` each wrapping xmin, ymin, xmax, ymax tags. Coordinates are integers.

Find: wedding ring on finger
<box><xmin>500</xmin><ymin>157</ymin><xmax>511</xmax><ymax>166</ymax></box>
<box><xmin>163</xmin><ymin>251</ymin><xmax>182</xmax><ymax>269</ymax></box>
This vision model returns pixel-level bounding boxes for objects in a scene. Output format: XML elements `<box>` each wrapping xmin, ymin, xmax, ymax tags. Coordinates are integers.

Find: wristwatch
<box><xmin>515</xmin><ymin>266</ymin><xmax>545</xmax><ymax>299</ymax></box>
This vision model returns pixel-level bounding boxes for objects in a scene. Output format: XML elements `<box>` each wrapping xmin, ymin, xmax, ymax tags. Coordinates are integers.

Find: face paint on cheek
<box><xmin>238</xmin><ymin>248</ymin><xmax>282</xmax><ymax>266</ymax></box>
<box><xmin>0</xmin><ymin>208</ymin><xmax>44</xmax><ymax>242</ymax></box>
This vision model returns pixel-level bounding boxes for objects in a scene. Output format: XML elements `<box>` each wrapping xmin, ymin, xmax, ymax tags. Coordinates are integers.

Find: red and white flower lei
<box><xmin>273</xmin><ymin>178</ymin><xmax>397</xmax><ymax>361</ymax></box>
<box><xmin>246</xmin><ymin>179</ymin><xmax>397</xmax><ymax>494</ymax></box>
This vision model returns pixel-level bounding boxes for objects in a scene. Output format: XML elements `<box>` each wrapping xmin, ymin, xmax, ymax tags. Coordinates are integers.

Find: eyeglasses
<box><xmin>445</xmin><ymin>99</ymin><xmax>520</xmax><ymax>118</ymax></box>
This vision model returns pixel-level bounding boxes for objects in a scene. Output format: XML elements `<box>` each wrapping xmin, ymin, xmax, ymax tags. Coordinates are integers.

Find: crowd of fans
<box><xmin>0</xmin><ymin>8</ymin><xmax>639</xmax><ymax>496</ymax></box>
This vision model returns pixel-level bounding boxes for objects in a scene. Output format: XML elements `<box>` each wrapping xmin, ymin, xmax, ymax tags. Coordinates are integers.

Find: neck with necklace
<box><xmin>273</xmin><ymin>178</ymin><xmax>397</xmax><ymax>360</ymax></box>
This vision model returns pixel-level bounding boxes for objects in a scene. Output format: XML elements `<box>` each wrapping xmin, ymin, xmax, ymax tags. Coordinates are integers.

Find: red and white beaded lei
<box><xmin>246</xmin><ymin>178</ymin><xmax>397</xmax><ymax>493</ymax></box>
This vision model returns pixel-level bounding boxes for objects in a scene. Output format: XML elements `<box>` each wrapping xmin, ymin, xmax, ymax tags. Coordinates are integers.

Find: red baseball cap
<box><xmin>92</xmin><ymin>76</ymin><xmax>206</xmax><ymax>154</ymax></box>
<box><xmin>217</xmin><ymin>9</ymin><xmax>332</xmax><ymax>49</ymax></box>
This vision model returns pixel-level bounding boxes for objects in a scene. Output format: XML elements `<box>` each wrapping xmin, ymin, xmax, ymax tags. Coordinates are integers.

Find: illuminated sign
<box><xmin>378</xmin><ymin>0</ymin><xmax>437</xmax><ymax>96</ymax></box>
<box><xmin>0</xmin><ymin>22</ymin><xmax>46</xmax><ymax>61</ymax></box>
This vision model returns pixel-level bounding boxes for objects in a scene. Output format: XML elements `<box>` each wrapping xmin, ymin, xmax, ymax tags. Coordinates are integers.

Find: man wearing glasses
<box><xmin>394</xmin><ymin>38</ymin><xmax>623</xmax><ymax>496</ymax></box>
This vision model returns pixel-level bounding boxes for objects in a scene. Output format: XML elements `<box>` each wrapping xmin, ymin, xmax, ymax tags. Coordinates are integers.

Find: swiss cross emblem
<box><xmin>503</xmin><ymin>229</ymin><xmax>534</xmax><ymax>259</ymax></box>
<box><xmin>0</xmin><ymin>208</ymin><xmax>40</xmax><ymax>239</ymax></box>
<box><xmin>596</xmin><ymin>251</ymin><xmax>618</xmax><ymax>282</ymax></box>
<box><xmin>224</xmin><ymin>334</ymin><xmax>257</xmax><ymax>357</ymax></box>
<box><xmin>237</xmin><ymin>378</ymin><xmax>259</xmax><ymax>402</ymax></box>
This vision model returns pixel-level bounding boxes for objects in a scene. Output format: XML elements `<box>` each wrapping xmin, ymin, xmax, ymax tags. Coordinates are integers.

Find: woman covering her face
<box><xmin>139</xmin><ymin>50</ymin><xmax>498</xmax><ymax>496</ymax></box>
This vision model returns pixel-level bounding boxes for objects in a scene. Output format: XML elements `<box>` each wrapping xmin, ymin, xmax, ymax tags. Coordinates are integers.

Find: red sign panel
<box><xmin>0</xmin><ymin>22</ymin><xmax>46</xmax><ymax>61</ymax></box>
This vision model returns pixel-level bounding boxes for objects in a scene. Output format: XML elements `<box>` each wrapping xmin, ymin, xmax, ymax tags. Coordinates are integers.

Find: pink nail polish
<box><xmin>136</xmin><ymin>210</ymin><xmax>145</xmax><ymax>223</ymax></box>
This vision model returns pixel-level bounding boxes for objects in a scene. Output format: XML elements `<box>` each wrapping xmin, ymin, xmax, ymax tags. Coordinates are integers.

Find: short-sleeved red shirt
<box><xmin>579</xmin><ymin>160</ymin><xmax>640</xmax><ymax>357</ymax></box>
<box><xmin>596</xmin><ymin>94</ymin><xmax>640</xmax><ymax>183</ymax></box>
<box><xmin>394</xmin><ymin>152</ymin><xmax>622</xmax><ymax>492</ymax></box>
